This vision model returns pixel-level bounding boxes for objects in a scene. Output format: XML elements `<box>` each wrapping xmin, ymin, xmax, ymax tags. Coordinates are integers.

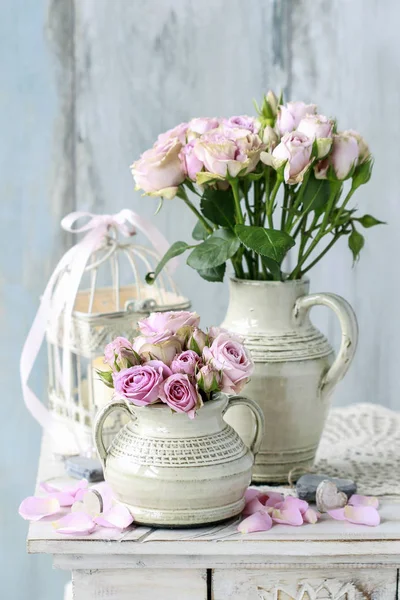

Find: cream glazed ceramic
<box><xmin>222</xmin><ymin>277</ymin><xmax>358</xmax><ymax>484</ymax></box>
<box><xmin>93</xmin><ymin>393</ymin><xmax>264</xmax><ymax>527</ymax></box>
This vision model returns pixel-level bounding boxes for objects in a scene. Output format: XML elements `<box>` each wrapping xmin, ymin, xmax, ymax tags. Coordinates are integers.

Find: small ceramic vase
<box><xmin>93</xmin><ymin>393</ymin><xmax>264</xmax><ymax>527</ymax></box>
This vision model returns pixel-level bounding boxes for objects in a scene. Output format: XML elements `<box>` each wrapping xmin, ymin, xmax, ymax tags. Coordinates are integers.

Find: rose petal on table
<box><xmin>50</xmin><ymin>492</ymin><xmax>76</xmax><ymax>507</ymax></box>
<box><xmin>303</xmin><ymin>507</ymin><xmax>320</xmax><ymax>524</ymax></box>
<box><xmin>264</xmin><ymin>492</ymin><xmax>285</xmax><ymax>507</ymax></box>
<box><xmin>244</xmin><ymin>488</ymin><xmax>260</xmax><ymax>503</ymax></box>
<box><xmin>94</xmin><ymin>504</ymin><xmax>134</xmax><ymax>529</ymax></box>
<box><xmin>348</xmin><ymin>494</ymin><xmax>379</xmax><ymax>509</ymax></box>
<box><xmin>281</xmin><ymin>496</ymin><xmax>309</xmax><ymax>514</ymax></box>
<box><xmin>238</xmin><ymin>511</ymin><xmax>273</xmax><ymax>533</ymax></box>
<box><xmin>53</xmin><ymin>511</ymin><xmax>96</xmax><ymax>535</ymax></box>
<box><xmin>327</xmin><ymin>508</ymin><xmax>346</xmax><ymax>520</ymax></box>
<box><xmin>271</xmin><ymin>507</ymin><xmax>303</xmax><ymax>526</ymax></box>
<box><xmin>19</xmin><ymin>496</ymin><xmax>61</xmax><ymax>521</ymax></box>
<box><xmin>41</xmin><ymin>479</ymin><xmax>88</xmax><ymax>498</ymax></box>
<box><xmin>243</xmin><ymin>497</ymin><xmax>267</xmax><ymax>516</ymax></box>
<box><xmin>344</xmin><ymin>505</ymin><xmax>381</xmax><ymax>527</ymax></box>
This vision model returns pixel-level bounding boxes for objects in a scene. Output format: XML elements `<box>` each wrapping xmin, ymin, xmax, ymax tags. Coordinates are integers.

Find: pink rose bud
<box><xmin>277</xmin><ymin>101</ymin><xmax>317</xmax><ymax>134</ymax></box>
<box><xmin>196</xmin><ymin>364</ymin><xmax>222</xmax><ymax>394</ymax></box>
<box><xmin>262</xmin><ymin>131</ymin><xmax>313</xmax><ymax>184</ymax></box>
<box><xmin>159</xmin><ymin>374</ymin><xmax>203</xmax><ymax>419</ymax></box>
<box><xmin>202</xmin><ymin>332</ymin><xmax>254</xmax><ymax>394</ymax></box>
<box><xmin>344</xmin><ymin>129</ymin><xmax>370</xmax><ymax>164</ymax></box>
<box><xmin>297</xmin><ymin>114</ymin><xmax>333</xmax><ymax>140</ymax></box>
<box><xmin>133</xmin><ymin>332</ymin><xmax>182</xmax><ymax>366</ymax></box>
<box><xmin>113</xmin><ymin>364</ymin><xmax>166</xmax><ymax>406</ymax></box>
<box><xmin>171</xmin><ymin>350</ymin><xmax>203</xmax><ymax>376</ymax></box>
<box><xmin>138</xmin><ymin>311</ymin><xmax>200</xmax><ymax>336</ymax></box>
<box><xmin>328</xmin><ymin>133</ymin><xmax>359</xmax><ymax>180</ymax></box>
<box><xmin>104</xmin><ymin>337</ymin><xmax>139</xmax><ymax>372</ymax></box>
<box><xmin>262</xmin><ymin>125</ymin><xmax>279</xmax><ymax>149</ymax></box>
<box><xmin>188</xmin><ymin>328</ymin><xmax>207</xmax><ymax>353</ymax></box>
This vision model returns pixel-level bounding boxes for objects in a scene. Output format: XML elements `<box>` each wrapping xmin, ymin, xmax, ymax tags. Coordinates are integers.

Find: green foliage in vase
<box><xmin>131</xmin><ymin>92</ymin><xmax>382</xmax><ymax>282</ymax></box>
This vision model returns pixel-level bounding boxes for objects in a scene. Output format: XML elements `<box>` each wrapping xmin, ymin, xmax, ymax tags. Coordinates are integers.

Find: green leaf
<box><xmin>302</xmin><ymin>173</ymin><xmax>331</xmax><ymax>213</ymax></box>
<box><xmin>355</xmin><ymin>214</ymin><xmax>385</xmax><ymax>228</ymax></box>
<box><xmin>348</xmin><ymin>229</ymin><xmax>365</xmax><ymax>263</ymax></box>
<box><xmin>261</xmin><ymin>256</ymin><xmax>282</xmax><ymax>280</ymax></box>
<box><xmin>200</xmin><ymin>188</ymin><xmax>236</xmax><ymax>229</ymax></box>
<box><xmin>192</xmin><ymin>218</ymin><xmax>212</xmax><ymax>241</ymax></box>
<box><xmin>247</xmin><ymin>171</ymin><xmax>265</xmax><ymax>181</ymax></box>
<box><xmin>187</xmin><ymin>229</ymin><xmax>240</xmax><ymax>270</ymax></box>
<box><xmin>95</xmin><ymin>369</ymin><xmax>114</xmax><ymax>389</ymax></box>
<box><xmin>197</xmin><ymin>263</ymin><xmax>226</xmax><ymax>283</ymax></box>
<box><xmin>235</xmin><ymin>224</ymin><xmax>295</xmax><ymax>264</ymax></box>
<box><xmin>352</xmin><ymin>158</ymin><xmax>373</xmax><ymax>189</ymax></box>
<box><xmin>146</xmin><ymin>241</ymin><xmax>190</xmax><ymax>284</ymax></box>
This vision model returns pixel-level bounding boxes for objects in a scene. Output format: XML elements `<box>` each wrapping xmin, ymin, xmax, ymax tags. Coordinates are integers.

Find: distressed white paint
<box><xmin>29</xmin><ymin>436</ymin><xmax>400</xmax><ymax>599</ymax></box>
<box><xmin>7</xmin><ymin>0</ymin><xmax>400</xmax><ymax>598</ymax></box>
<box><xmin>213</xmin><ymin>569</ymin><xmax>397</xmax><ymax>600</ymax></box>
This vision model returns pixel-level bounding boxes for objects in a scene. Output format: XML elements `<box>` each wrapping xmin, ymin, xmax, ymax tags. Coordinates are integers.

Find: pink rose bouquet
<box><xmin>97</xmin><ymin>310</ymin><xmax>254</xmax><ymax>419</ymax></box>
<box><xmin>131</xmin><ymin>91</ymin><xmax>381</xmax><ymax>283</ymax></box>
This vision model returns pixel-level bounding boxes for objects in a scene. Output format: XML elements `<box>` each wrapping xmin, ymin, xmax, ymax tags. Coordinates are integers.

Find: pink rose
<box><xmin>145</xmin><ymin>359</ymin><xmax>173</xmax><ymax>379</ymax></box>
<box><xmin>187</xmin><ymin>117</ymin><xmax>219</xmax><ymax>139</ymax></box>
<box><xmin>138</xmin><ymin>311</ymin><xmax>200</xmax><ymax>336</ymax></box>
<box><xmin>104</xmin><ymin>337</ymin><xmax>139</xmax><ymax>372</ymax></box>
<box><xmin>261</xmin><ymin>131</ymin><xmax>312</xmax><ymax>184</ymax></box>
<box><xmin>130</xmin><ymin>137</ymin><xmax>186</xmax><ymax>200</ymax></box>
<box><xmin>159</xmin><ymin>374</ymin><xmax>202</xmax><ymax>419</ymax></box>
<box><xmin>171</xmin><ymin>350</ymin><xmax>203</xmax><ymax>376</ymax></box>
<box><xmin>203</xmin><ymin>332</ymin><xmax>254</xmax><ymax>394</ymax></box>
<box><xmin>315</xmin><ymin>132</ymin><xmax>359</xmax><ymax>180</ymax></box>
<box><xmin>196</xmin><ymin>364</ymin><xmax>223</xmax><ymax>394</ymax></box>
<box><xmin>188</xmin><ymin>327</ymin><xmax>207</xmax><ymax>353</ymax></box>
<box><xmin>157</xmin><ymin>122</ymin><xmax>188</xmax><ymax>145</ymax></box>
<box><xmin>297</xmin><ymin>114</ymin><xmax>333</xmax><ymax>140</ymax></box>
<box><xmin>133</xmin><ymin>331</ymin><xmax>182</xmax><ymax>366</ymax></box>
<box><xmin>179</xmin><ymin>140</ymin><xmax>204</xmax><ymax>180</ymax></box>
<box><xmin>277</xmin><ymin>101</ymin><xmax>317</xmax><ymax>134</ymax></box>
<box><xmin>223</xmin><ymin>115</ymin><xmax>261</xmax><ymax>134</ymax></box>
<box><xmin>113</xmin><ymin>364</ymin><xmax>165</xmax><ymax>406</ymax></box>
<box><xmin>194</xmin><ymin>129</ymin><xmax>264</xmax><ymax>182</ymax></box>
<box><xmin>344</xmin><ymin>129</ymin><xmax>370</xmax><ymax>164</ymax></box>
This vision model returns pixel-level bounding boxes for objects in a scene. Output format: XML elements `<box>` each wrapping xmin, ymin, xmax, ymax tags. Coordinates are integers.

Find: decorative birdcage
<box><xmin>36</xmin><ymin>211</ymin><xmax>190</xmax><ymax>455</ymax></box>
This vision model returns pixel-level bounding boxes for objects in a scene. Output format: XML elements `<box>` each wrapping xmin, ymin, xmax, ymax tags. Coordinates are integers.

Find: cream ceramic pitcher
<box><xmin>222</xmin><ymin>277</ymin><xmax>358</xmax><ymax>483</ymax></box>
<box><xmin>93</xmin><ymin>393</ymin><xmax>264</xmax><ymax>527</ymax></box>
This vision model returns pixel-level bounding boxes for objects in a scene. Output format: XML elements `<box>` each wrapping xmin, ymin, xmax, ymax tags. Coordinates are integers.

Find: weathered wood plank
<box><xmin>72</xmin><ymin>568</ymin><xmax>207</xmax><ymax>600</ymax></box>
<box><xmin>289</xmin><ymin>0</ymin><xmax>400</xmax><ymax>409</ymax></box>
<box><xmin>72</xmin><ymin>0</ymin><xmax>291</xmax><ymax>328</ymax></box>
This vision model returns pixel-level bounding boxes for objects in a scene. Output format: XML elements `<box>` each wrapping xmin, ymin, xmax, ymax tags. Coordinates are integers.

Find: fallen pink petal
<box><xmin>53</xmin><ymin>511</ymin><xmax>96</xmax><ymax>535</ymax></box>
<box><xmin>271</xmin><ymin>506</ymin><xmax>304</xmax><ymax>526</ymax></box>
<box><xmin>344</xmin><ymin>505</ymin><xmax>380</xmax><ymax>527</ymax></box>
<box><xmin>94</xmin><ymin>504</ymin><xmax>134</xmax><ymax>529</ymax></box>
<box><xmin>281</xmin><ymin>496</ymin><xmax>309</xmax><ymax>514</ymax></box>
<box><xmin>327</xmin><ymin>508</ymin><xmax>346</xmax><ymax>520</ymax></box>
<box><xmin>40</xmin><ymin>479</ymin><xmax>88</xmax><ymax>498</ymax></box>
<box><xmin>244</xmin><ymin>488</ymin><xmax>260</xmax><ymax>503</ymax></box>
<box><xmin>303</xmin><ymin>507</ymin><xmax>320</xmax><ymax>524</ymax></box>
<box><xmin>238</xmin><ymin>511</ymin><xmax>273</xmax><ymax>533</ymax></box>
<box><xmin>264</xmin><ymin>492</ymin><xmax>285</xmax><ymax>507</ymax></box>
<box><xmin>348</xmin><ymin>494</ymin><xmax>379</xmax><ymax>509</ymax></box>
<box><xmin>243</xmin><ymin>497</ymin><xmax>267</xmax><ymax>516</ymax></box>
<box><xmin>49</xmin><ymin>491</ymin><xmax>76</xmax><ymax>507</ymax></box>
<box><xmin>19</xmin><ymin>496</ymin><xmax>61</xmax><ymax>521</ymax></box>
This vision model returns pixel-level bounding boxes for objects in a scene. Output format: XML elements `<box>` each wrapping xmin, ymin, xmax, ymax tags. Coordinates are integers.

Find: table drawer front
<box><xmin>72</xmin><ymin>568</ymin><xmax>207</xmax><ymax>600</ymax></box>
<box><xmin>212</xmin><ymin>568</ymin><xmax>398</xmax><ymax>600</ymax></box>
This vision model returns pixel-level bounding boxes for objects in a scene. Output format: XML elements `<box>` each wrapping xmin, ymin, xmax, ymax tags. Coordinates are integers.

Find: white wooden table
<box><xmin>27</xmin><ymin>434</ymin><xmax>400</xmax><ymax>600</ymax></box>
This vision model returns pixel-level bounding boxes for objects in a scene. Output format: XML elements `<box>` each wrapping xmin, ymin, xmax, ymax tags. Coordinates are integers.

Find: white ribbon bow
<box><xmin>20</xmin><ymin>210</ymin><xmax>175</xmax><ymax>450</ymax></box>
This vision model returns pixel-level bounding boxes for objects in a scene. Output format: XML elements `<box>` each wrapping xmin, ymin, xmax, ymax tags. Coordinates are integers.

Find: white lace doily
<box><xmin>311</xmin><ymin>403</ymin><xmax>400</xmax><ymax>496</ymax></box>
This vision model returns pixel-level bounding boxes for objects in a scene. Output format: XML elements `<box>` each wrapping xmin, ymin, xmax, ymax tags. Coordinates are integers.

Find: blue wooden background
<box><xmin>2</xmin><ymin>0</ymin><xmax>399</xmax><ymax>597</ymax></box>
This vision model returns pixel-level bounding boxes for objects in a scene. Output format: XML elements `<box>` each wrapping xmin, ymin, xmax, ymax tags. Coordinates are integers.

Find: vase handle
<box><xmin>93</xmin><ymin>399</ymin><xmax>132</xmax><ymax>470</ymax></box>
<box><xmin>225</xmin><ymin>395</ymin><xmax>265</xmax><ymax>456</ymax></box>
<box><xmin>294</xmin><ymin>292</ymin><xmax>358</xmax><ymax>399</ymax></box>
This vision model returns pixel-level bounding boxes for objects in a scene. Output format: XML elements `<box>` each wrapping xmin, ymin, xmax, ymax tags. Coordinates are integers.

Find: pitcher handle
<box><xmin>224</xmin><ymin>395</ymin><xmax>265</xmax><ymax>456</ymax></box>
<box><xmin>294</xmin><ymin>292</ymin><xmax>358</xmax><ymax>399</ymax></box>
<box><xmin>93</xmin><ymin>399</ymin><xmax>132</xmax><ymax>469</ymax></box>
